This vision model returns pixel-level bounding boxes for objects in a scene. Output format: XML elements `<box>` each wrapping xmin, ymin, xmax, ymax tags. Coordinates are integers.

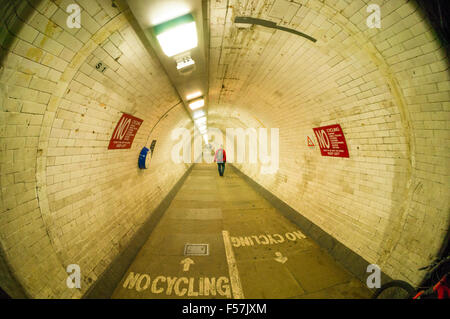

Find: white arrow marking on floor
<box><xmin>180</xmin><ymin>258</ymin><xmax>194</xmax><ymax>272</ymax></box>
<box><xmin>274</xmin><ymin>252</ymin><xmax>288</xmax><ymax>264</ymax></box>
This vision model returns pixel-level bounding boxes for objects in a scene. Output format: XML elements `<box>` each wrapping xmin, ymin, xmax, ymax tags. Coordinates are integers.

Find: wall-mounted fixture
<box><xmin>234</xmin><ymin>16</ymin><xmax>317</xmax><ymax>42</ymax></box>
<box><xmin>177</xmin><ymin>57</ymin><xmax>195</xmax><ymax>69</ymax></box>
<box><xmin>149</xmin><ymin>139</ymin><xmax>157</xmax><ymax>155</ymax></box>
<box><xmin>176</xmin><ymin>53</ymin><xmax>195</xmax><ymax>70</ymax></box>
<box><xmin>138</xmin><ymin>140</ymin><xmax>157</xmax><ymax>170</ymax></box>
<box><xmin>138</xmin><ymin>147</ymin><xmax>151</xmax><ymax>169</ymax></box>
<box><xmin>176</xmin><ymin>55</ymin><xmax>196</xmax><ymax>75</ymax></box>
<box><xmin>154</xmin><ymin>14</ymin><xmax>198</xmax><ymax>57</ymax></box>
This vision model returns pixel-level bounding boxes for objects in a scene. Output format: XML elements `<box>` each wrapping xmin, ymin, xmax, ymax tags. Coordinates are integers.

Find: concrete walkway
<box><xmin>112</xmin><ymin>164</ymin><xmax>371</xmax><ymax>299</ymax></box>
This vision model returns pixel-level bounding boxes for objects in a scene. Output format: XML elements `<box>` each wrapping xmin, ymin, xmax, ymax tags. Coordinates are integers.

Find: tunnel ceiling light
<box><xmin>154</xmin><ymin>14</ymin><xmax>198</xmax><ymax>57</ymax></box>
<box><xmin>195</xmin><ymin>117</ymin><xmax>207</xmax><ymax>125</ymax></box>
<box><xmin>187</xmin><ymin>92</ymin><xmax>202</xmax><ymax>100</ymax></box>
<box><xmin>189</xmin><ymin>97</ymin><xmax>204</xmax><ymax>110</ymax></box>
<box><xmin>193</xmin><ymin>110</ymin><xmax>205</xmax><ymax>119</ymax></box>
<box><xmin>149</xmin><ymin>3</ymin><xmax>190</xmax><ymax>26</ymax></box>
<box><xmin>186</xmin><ymin>91</ymin><xmax>202</xmax><ymax>100</ymax></box>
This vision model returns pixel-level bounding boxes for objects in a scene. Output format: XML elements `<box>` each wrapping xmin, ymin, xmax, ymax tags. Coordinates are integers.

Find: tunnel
<box><xmin>0</xmin><ymin>0</ymin><xmax>449</xmax><ymax>300</ymax></box>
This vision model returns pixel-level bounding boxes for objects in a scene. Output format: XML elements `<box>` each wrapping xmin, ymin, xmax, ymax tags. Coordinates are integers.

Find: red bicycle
<box><xmin>372</xmin><ymin>255</ymin><xmax>450</xmax><ymax>299</ymax></box>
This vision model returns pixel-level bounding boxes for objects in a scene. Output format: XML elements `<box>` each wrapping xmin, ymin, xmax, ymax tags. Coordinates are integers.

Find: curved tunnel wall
<box><xmin>0</xmin><ymin>0</ymin><xmax>193</xmax><ymax>298</ymax></box>
<box><xmin>0</xmin><ymin>0</ymin><xmax>448</xmax><ymax>298</ymax></box>
<box><xmin>208</xmin><ymin>0</ymin><xmax>449</xmax><ymax>286</ymax></box>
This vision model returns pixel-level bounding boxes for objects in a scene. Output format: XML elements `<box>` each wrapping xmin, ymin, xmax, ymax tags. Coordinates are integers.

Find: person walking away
<box><xmin>214</xmin><ymin>146</ymin><xmax>226</xmax><ymax>176</ymax></box>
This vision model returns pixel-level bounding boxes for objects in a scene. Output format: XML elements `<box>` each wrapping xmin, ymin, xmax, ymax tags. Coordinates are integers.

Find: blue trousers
<box><xmin>217</xmin><ymin>163</ymin><xmax>225</xmax><ymax>176</ymax></box>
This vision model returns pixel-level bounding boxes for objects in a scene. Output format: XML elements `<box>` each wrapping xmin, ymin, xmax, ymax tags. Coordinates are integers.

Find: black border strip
<box><xmin>84</xmin><ymin>164</ymin><xmax>195</xmax><ymax>299</ymax></box>
<box><xmin>229</xmin><ymin>165</ymin><xmax>393</xmax><ymax>287</ymax></box>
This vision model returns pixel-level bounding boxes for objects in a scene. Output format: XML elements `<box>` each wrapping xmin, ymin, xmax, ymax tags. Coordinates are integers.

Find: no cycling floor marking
<box><xmin>120</xmin><ymin>231</ymin><xmax>245</xmax><ymax>299</ymax></box>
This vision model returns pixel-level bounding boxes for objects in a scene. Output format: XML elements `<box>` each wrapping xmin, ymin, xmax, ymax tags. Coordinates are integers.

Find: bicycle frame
<box><xmin>413</xmin><ymin>273</ymin><xmax>449</xmax><ymax>299</ymax></box>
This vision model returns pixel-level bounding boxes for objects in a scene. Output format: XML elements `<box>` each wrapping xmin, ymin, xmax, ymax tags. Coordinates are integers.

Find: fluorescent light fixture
<box><xmin>189</xmin><ymin>98</ymin><xmax>204</xmax><ymax>110</ymax></box>
<box><xmin>149</xmin><ymin>2</ymin><xmax>190</xmax><ymax>26</ymax></box>
<box><xmin>193</xmin><ymin>110</ymin><xmax>205</xmax><ymax>119</ymax></box>
<box><xmin>154</xmin><ymin>14</ymin><xmax>198</xmax><ymax>57</ymax></box>
<box><xmin>195</xmin><ymin>117</ymin><xmax>206</xmax><ymax>125</ymax></box>
<box><xmin>186</xmin><ymin>91</ymin><xmax>202</xmax><ymax>100</ymax></box>
<box><xmin>203</xmin><ymin>134</ymin><xmax>208</xmax><ymax>143</ymax></box>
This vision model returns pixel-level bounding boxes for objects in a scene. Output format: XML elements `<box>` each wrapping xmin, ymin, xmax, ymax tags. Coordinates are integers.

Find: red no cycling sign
<box><xmin>108</xmin><ymin>113</ymin><xmax>143</xmax><ymax>150</ymax></box>
<box><xmin>313</xmin><ymin>124</ymin><xmax>349</xmax><ymax>158</ymax></box>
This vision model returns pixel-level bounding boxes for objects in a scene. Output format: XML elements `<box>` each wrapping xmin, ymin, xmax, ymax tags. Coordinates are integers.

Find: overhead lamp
<box><xmin>195</xmin><ymin>117</ymin><xmax>207</xmax><ymax>125</ymax></box>
<box><xmin>193</xmin><ymin>110</ymin><xmax>205</xmax><ymax>119</ymax></box>
<box><xmin>186</xmin><ymin>91</ymin><xmax>202</xmax><ymax>100</ymax></box>
<box><xmin>149</xmin><ymin>2</ymin><xmax>190</xmax><ymax>26</ymax></box>
<box><xmin>189</xmin><ymin>97</ymin><xmax>204</xmax><ymax>110</ymax></box>
<box><xmin>154</xmin><ymin>14</ymin><xmax>198</xmax><ymax>57</ymax></box>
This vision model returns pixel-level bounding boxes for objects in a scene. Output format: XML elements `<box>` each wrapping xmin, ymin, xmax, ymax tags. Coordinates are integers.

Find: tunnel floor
<box><xmin>112</xmin><ymin>164</ymin><xmax>372</xmax><ymax>299</ymax></box>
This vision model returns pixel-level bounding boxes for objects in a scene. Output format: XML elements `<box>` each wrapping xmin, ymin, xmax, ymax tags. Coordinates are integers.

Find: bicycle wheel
<box><xmin>372</xmin><ymin>280</ymin><xmax>416</xmax><ymax>299</ymax></box>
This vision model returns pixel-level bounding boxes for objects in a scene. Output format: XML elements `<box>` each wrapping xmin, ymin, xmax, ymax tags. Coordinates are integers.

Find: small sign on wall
<box><xmin>313</xmin><ymin>124</ymin><xmax>349</xmax><ymax>158</ymax></box>
<box><xmin>149</xmin><ymin>139</ymin><xmax>157</xmax><ymax>155</ymax></box>
<box><xmin>95</xmin><ymin>61</ymin><xmax>108</xmax><ymax>73</ymax></box>
<box><xmin>108</xmin><ymin>113</ymin><xmax>143</xmax><ymax>149</ymax></box>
